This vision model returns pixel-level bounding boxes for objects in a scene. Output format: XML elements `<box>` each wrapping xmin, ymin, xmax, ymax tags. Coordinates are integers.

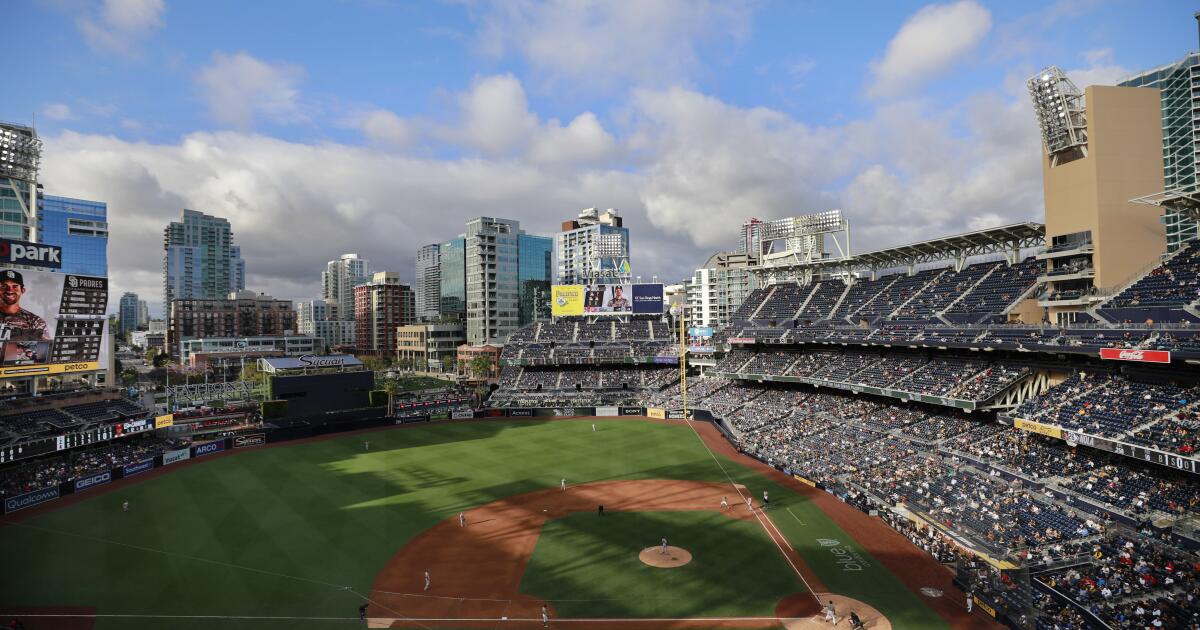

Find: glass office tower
<box><xmin>438</xmin><ymin>238</ymin><xmax>466</xmax><ymax>321</ymax></box>
<box><xmin>40</xmin><ymin>195</ymin><xmax>108</xmax><ymax>277</ymax></box>
<box><xmin>518</xmin><ymin>233</ymin><xmax>552</xmax><ymax>326</ymax></box>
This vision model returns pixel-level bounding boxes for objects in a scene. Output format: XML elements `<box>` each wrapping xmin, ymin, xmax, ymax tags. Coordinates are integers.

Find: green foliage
<box><xmin>260</xmin><ymin>399</ymin><xmax>288</xmax><ymax>419</ymax></box>
<box><xmin>469</xmin><ymin>354</ymin><xmax>493</xmax><ymax>378</ymax></box>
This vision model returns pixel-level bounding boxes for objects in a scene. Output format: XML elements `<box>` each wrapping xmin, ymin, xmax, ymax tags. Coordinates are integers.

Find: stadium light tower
<box><xmin>1027</xmin><ymin>67</ymin><xmax>1088</xmax><ymax>166</ymax></box>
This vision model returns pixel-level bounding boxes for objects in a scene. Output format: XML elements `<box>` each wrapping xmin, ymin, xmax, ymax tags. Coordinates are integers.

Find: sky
<box><xmin>6</xmin><ymin>0</ymin><xmax>1195</xmax><ymax>316</ymax></box>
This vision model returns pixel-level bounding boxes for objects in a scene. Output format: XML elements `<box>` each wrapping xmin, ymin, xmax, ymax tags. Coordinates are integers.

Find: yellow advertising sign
<box><xmin>0</xmin><ymin>361</ymin><xmax>100</xmax><ymax>379</ymax></box>
<box><xmin>154</xmin><ymin>414</ymin><xmax>174</xmax><ymax>429</ymax></box>
<box><xmin>550</xmin><ymin>285</ymin><xmax>585</xmax><ymax>317</ymax></box>
<box><xmin>973</xmin><ymin>596</ymin><xmax>997</xmax><ymax>618</ymax></box>
<box><xmin>1013</xmin><ymin>418</ymin><xmax>1062</xmax><ymax>439</ymax></box>
<box><xmin>793</xmin><ymin>474</ymin><xmax>816</xmax><ymax>488</ymax></box>
<box><xmin>647</xmin><ymin>408</ymin><xmax>666</xmax><ymax>419</ymax></box>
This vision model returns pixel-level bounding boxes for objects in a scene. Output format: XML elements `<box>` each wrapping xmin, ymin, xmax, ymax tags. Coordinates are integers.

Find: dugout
<box><xmin>260</xmin><ymin>355</ymin><xmax>375</xmax><ymax>417</ymax></box>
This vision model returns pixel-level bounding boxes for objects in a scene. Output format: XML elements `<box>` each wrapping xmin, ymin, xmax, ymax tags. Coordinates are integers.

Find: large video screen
<box><xmin>0</xmin><ymin>267</ymin><xmax>108</xmax><ymax>378</ymax></box>
<box><xmin>552</xmin><ymin>284</ymin><xmax>663</xmax><ymax>316</ymax></box>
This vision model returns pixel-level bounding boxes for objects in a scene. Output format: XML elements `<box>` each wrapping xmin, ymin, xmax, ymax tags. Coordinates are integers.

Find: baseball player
<box><xmin>849</xmin><ymin>611</ymin><xmax>864</xmax><ymax>629</ymax></box>
<box><xmin>746</xmin><ymin>496</ymin><xmax>753</xmax><ymax>511</ymax></box>
<box><xmin>661</xmin><ymin>537</ymin><xmax>668</xmax><ymax>555</ymax></box>
<box><xmin>363</xmin><ymin>440</ymin><xmax>370</xmax><ymax>451</ymax></box>
<box><xmin>720</xmin><ymin>496</ymin><xmax>729</xmax><ymax>510</ymax></box>
<box><xmin>424</xmin><ymin>570</ymin><xmax>431</xmax><ymax>592</ymax></box>
<box><xmin>541</xmin><ymin>605</ymin><xmax>549</xmax><ymax>627</ymax></box>
<box><xmin>122</xmin><ymin>500</ymin><xmax>129</xmax><ymax>512</ymax></box>
<box><xmin>966</xmin><ymin>591</ymin><xmax>973</xmax><ymax>613</ymax></box>
<box><xmin>459</xmin><ymin>512</ymin><xmax>466</xmax><ymax>527</ymax></box>
<box><xmin>824</xmin><ymin>600</ymin><xmax>837</xmax><ymax>624</ymax></box>
<box><xmin>763</xmin><ymin>490</ymin><xmax>769</xmax><ymax>510</ymax></box>
<box><xmin>592</xmin><ymin>423</ymin><xmax>596</xmax><ymax>432</ymax></box>
<box><xmin>560</xmin><ymin>478</ymin><xmax>566</xmax><ymax>491</ymax></box>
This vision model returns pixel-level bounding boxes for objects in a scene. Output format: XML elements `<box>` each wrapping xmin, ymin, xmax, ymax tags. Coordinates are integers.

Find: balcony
<box><xmin>1036</xmin><ymin>241</ymin><xmax>1094</xmax><ymax>260</ymax></box>
<box><xmin>1038</xmin><ymin>290</ymin><xmax>1103</xmax><ymax>307</ymax></box>
<box><xmin>1038</xmin><ymin>267</ymin><xmax>1095</xmax><ymax>283</ymax></box>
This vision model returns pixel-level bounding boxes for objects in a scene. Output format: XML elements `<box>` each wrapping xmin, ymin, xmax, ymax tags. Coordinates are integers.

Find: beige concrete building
<box><xmin>396</xmin><ymin>323</ymin><xmax>465</xmax><ymax>372</ymax></box>
<box><xmin>1035</xmin><ymin>84</ymin><xmax>1166</xmax><ymax>320</ymax></box>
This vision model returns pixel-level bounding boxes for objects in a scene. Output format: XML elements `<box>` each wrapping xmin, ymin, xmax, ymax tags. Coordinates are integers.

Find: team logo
<box><xmin>68</xmin><ymin>276</ymin><xmax>78</xmax><ymax>288</ymax></box>
<box><xmin>556</xmin><ymin>295</ymin><xmax>569</xmax><ymax>307</ymax></box>
<box><xmin>817</xmin><ymin>538</ymin><xmax>841</xmax><ymax>547</ymax></box>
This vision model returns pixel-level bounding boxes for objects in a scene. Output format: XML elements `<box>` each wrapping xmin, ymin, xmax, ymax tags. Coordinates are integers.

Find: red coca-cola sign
<box><xmin>1099</xmin><ymin>348</ymin><xmax>1171</xmax><ymax>363</ymax></box>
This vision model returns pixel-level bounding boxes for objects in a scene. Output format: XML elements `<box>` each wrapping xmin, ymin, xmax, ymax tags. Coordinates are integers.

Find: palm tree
<box><xmin>382</xmin><ymin>376</ymin><xmax>399</xmax><ymax>416</ymax></box>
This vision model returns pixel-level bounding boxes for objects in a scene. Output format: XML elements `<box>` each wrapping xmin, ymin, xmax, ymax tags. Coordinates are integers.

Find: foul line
<box><xmin>786</xmin><ymin>507</ymin><xmax>806</xmax><ymax>525</ymax></box>
<box><xmin>680</xmin><ymin>417</ymin><xmax>822</xmax><ymax>606</ymax></box>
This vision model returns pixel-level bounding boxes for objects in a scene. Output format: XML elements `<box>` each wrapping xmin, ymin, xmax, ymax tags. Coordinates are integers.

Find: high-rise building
<box><xmin>415</xmin><ymin>244</ymin><xmax>441</xmax><ymax>321</ymax></box>
<box><xmin>295</xmin><ymin>298</ymin><xmax>355</xmax><ymax>349</ymax></box>
<box><xmin>1120</xmin><ymin>51</ymin><xmax>1200</xmax><ymax>251</ymax></box>
<box><xmin>39</xmin><ymin>195</ymin><xmax>108</xmax><ymax>277</ymax></box>
<box><xmin>322</xmin><ymin>253</ymin><xmax>370</xmax><ymax>320</ymax></box>
<box><xmin>162</xmin><ymin>209</ymin><xmax>244</xmax><ymax>314</ymax></box>
<box><xmin>167</xmin><ymin>290</ymin><xmax>296</xmax><ymax>357</ymax></box>
<box><xmin>439</xmin><ymin>238</ymin><xmax>466</xmax><ymax>320</ymax></box>
<box><xmin>555</xmin><ymin>208</ymin><xmax>630</xmax><ymax>285</ymax></box>
<box><xmin>518</xmin><ymin>233</ymin><xmax>552</xmax><ymax>326</ymax></box>
<box><xmin>137</xmin><ymin>299</ymin><xmax>149</xmax><ymax>329</ymax></box>
<box><xmin>687</xmin><ymin>252</ymin><xmax>760</xmax><ymax>329</ymax></box>
<box><xmin>118</xmin><ymin>292</ymin><xmax>140</xmax><ymax>336</ymax></box>
<box><xmin>463</xmin><ymin>217</ymin><xmax>552</xmax><ymax>345</ymax></box>
<box><xmin>354</xmin><ymin>272</ymin><xmax>415</xmax><ymax>354</ymax></box>
<box><xmin>0</xmin><ymin>122</ymin><xmax>41</xmax><ymax>242</ymax></box>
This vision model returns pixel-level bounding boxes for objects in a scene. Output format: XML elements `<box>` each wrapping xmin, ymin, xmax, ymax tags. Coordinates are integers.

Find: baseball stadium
<box><xmin>5</xmin><ymin>8</ymin><xmax>1200</xmax><ymax>630</ymax></box>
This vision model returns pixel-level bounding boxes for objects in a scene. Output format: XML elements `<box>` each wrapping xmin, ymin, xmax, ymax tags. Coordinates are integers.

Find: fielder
<box><xmin>720</xmin><ymin>496</ymin><xmax>729</xmax><ymax>510</ymax></box>
<box><xmin>661</xmin><ymin>537</ymin><xmax>668</xmax><ymax>555</ymax></box>
<box><xmin>424</xmin><ymin>570</ymin><xmax>431</xmax><ymax>592</ymax></box>
<box><xmin>746</xmin><ymin>496</ymin><xmax>753</xmax><ymax>511</ymax></box>
<box><xmin>459</xmin><ymin>512</ymin><xmax>466</xmax><ymax>527</ymax></box>
<box><xmin>966</xmin><ymin>591</ymin><xmax>973</xmax><ymax>613</ymax></box>
<box><xmin>541</xmin><ymin>605</ymin><xmax>549</xmax><ymax>627</ymax></box>
<box><xmin>363</xmin><ymin>440</ymin><xmax>370</xmax><ymax>451</ymax></box>
<box><xmin>122</xmin><ymin>500</ymin><xmax>129</xmax><ymax>512</ymax></box>
<box><xmin>560</xmin><ymin>478</ymin><xmax>567</xmax><ymax>491</ymax></box>
<box><xmin>592</xmin><ymin>423</ymin><xmax>596</xmax><ymax>432</ymax></box>
<box><xmin>824</xmin><ymin>600</ymin><xmax>837</xmax><ymax>624</ymax></box>
<box><xmin>763</xmin><ymin>490</ymin><xmax>770</xmax><ymax>510</ymax></box>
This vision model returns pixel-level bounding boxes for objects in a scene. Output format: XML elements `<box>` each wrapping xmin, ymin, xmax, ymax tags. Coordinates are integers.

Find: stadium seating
<box><xmin>1107</xmin><ymin>240</ymin><xmax>1200</xmax><ymax>308</ymax></box>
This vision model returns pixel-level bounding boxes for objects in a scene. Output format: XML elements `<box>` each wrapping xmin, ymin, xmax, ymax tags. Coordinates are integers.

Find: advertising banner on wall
<box><xmin>193</xmin><ymin>441</ymin><xmax>225</xmax><ymax>457</ymax></box>
<box><xmin>73</xmin><ymin>471</ymin><xmax>112</xmax><ymax>492</ymax></box>
<box><xmin>1099</xmin><ymin>348</ymin><xmax>1171</xmax><ymax>364</ymax></box>
<box><xmin>595</xmin><ymin>406</ymin><xmax>619</xmax><ymax>417</ymax></box>
<box><xmin>123</xmin><ymin>459</ymin><xmax>154</xmax><ymax>477</ymax></box>
<box><xmin>233</xmin><ymin>434</ymin><xmax>266</xmax><ymax>449</ymax></box>
<box><xmin>0</xmin><ymin>239</ymin><xmax>63</xmax><ymax>269</ymax></box>
<box><xmin>162</xmin><ymin>448</ymin><xmax>191</xmax><ymax>465</ymax></box>
<box><xmin>551</xmin><ymin>285</ymin><xmax>585</xmax><ymax>317</ymax></box>
<box><xmin>647</xmin><ymin>408</ymin><xmax>666</xmax><ymax>419</ymax></box>
<box><xmin>3</xmin><ymin>486</ymin><xmax>60</xmax><ymax>514</ymax></box>
<box><xmin>0</xmin><ymin>267</ymin><xmax>108</xmax><ymax>379</ymax></box>
<box><xmin>552</xmin><ymin>284</ymin><xmax>665</xmax><ymax>316</ymax></box>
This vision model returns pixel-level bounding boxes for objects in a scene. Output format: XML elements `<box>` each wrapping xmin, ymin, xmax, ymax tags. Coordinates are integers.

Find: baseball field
<box><xmin>0</xmin><ymin>418</ymin><xmax>987</xmax><ymax>629</ymax></box>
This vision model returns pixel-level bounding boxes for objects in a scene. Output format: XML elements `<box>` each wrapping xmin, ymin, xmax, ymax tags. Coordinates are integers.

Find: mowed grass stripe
<box><xmin>0</xmin><ymin>419</ymin><xmax>943</xmax><ymax>629</ymax></box>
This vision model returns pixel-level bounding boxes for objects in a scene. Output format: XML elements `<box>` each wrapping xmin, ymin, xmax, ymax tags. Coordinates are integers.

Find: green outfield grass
<box><xmin>522</xmin><ymin>510</ymin><xmax>803</xmax><ymax>618</ymax></box>
<box><xmin>0</xmin><ymin>419</ymin><xmax>947</xmax><ymax>629</ymax></box>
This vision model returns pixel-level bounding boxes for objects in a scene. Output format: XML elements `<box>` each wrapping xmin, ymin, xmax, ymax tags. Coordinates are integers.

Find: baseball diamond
<box><xmin>0</xmin><ymin>417</ymin><xmax>988</xmax><ymax>629</ymax></box>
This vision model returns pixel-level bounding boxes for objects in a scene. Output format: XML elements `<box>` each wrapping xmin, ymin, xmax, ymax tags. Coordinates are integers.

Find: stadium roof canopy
<box><xmin>759</xmin><ymin>222</ymin><xmax>1045</xmax><ymax>279</ymax></box>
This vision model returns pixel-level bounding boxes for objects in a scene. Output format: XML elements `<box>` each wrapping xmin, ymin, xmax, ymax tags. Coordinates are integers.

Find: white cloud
<box><xmin>357</xmin><ymin>109</ymin><xmax>413</xmax><ymax>147</ymax></box>
<box><xmin>868</xmin><ymin>0</ymin><xmax>992</xmax><ymax>99</ymax></box>
<box><xmin>76</xmin><ymin>0</ymin><xmax>165</xmax><ymax>55</ymax></box>
<box><xmin>42</xmin><ymin>103</ymin><xmax>75</xmax><ymax>121</ymax></box>
<box><xmin>195</xmin><ymin>52</ymin><xmax>307</xmax><ymax>129</ymax></box>
<box><xmin>475</xmin><ymin>0</ymin><xmax>752</xmax><ymax>90</ymax></box>
<box><xmin>1066</xmin><ymin>49</ymin><xmax>1130</xmax><ymax>88</ymax></box>
<box><xmin>528</xmin><ymin>112</ymin><xmax>617</xmax><ymax>166</ymax></box>
<box><xmin>449</xmin><ymin>74</ymin><xmax>538</xmax><ymax>156</ymax></box>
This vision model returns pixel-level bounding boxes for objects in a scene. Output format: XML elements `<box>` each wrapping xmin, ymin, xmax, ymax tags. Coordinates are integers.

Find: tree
<box><xmin>144</xmin><ymin>347</ymin><xmax>158</xmax><ymax>364</ymax></box>
<box><xmin>361</xmin><ymin>355</ymin><xmax>392</xmax><ymax>373</ymax></box>
<box><xmin>382</xmin><ymin>377</ymin><xmax>399</xmax><ymax>416</ymax></box>
<box><xmin>121</xmin><ymin>369</ymin><xmax>138</xmax><ymax>387</ymax></box>
<box><xmin>441</xmin><ymin>356</ymin><xmax>454</xmax><ymax>374</ymax></box>
<box><xmin>469</xmin><ymin>355</ymin><xmax>494</xmax><ymax>379</ymax></box>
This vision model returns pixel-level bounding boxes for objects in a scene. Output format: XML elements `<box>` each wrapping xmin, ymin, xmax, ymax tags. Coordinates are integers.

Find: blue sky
<box><xmin>5</xmin><ymin>0</ymin><xmax>1194</xmax><ymax>314</ymax></box>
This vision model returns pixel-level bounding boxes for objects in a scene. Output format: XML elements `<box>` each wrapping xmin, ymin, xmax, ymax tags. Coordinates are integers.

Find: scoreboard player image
<box><xmin>1</xmin><ymin>341</ymin><xmax>50</xmax><ymax>366</ymax></box>
<box><xmin>583</xmin><ymin>285</ymin><xmax>633</xmax><ymax>313</ymax></box>
<box><xmin>0</xmin><ymin>270</ymin><xmax>50</xmax><ymax>342</ymax></box>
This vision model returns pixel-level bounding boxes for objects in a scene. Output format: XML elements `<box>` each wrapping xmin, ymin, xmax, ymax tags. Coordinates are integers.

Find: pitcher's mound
<box><xmin>781</xmin><ymin>594</ymin><xmax>891</xmax><ymax>630</ymax></box>
<box><xmin>639</xmin><ymin>546</ymin><xmax>692</xmax><ymax>568</ymax></box>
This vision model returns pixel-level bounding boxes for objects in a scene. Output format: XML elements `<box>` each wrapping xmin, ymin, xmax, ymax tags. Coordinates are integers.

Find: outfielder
<box><xmin>424</xmin><ymin>570</ymin><xmax>431</xmax><ymax>592</ymax></box>
<box><xmin>122</xmin><ymin>500</ymin><xmax>129</xmax><ymax>512</ymax></box>
<box><xmin>459</xmin><ymin>512</ymin><xmax>466</xmax><ymax>527</ymax></box>
<box><xmin>541</xmin><ymin>604</ymin><xmax>549</xmax><ymax>627</ymax></box>
<box><xmin>763</xmin><ymin>490</ymin><xmax>770</xmax><ymax>510</ymax></box>
<box><xmin>560</xmin><ymin>478</ymin><xmax>566</xmax><ymax>491</ymax></box>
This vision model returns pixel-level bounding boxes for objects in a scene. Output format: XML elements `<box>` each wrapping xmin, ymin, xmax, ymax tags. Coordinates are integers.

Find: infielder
<box><xmin>661</xmin><ymin>537</ymin><xmax>668</xmax><ymax>555</ymax></box>
<box><xmin>763</xmin><ymin>490</ymin><xmax>769</xmax><ymax>510</ymax></box>
<box><xmin>824</xmin><ymin>600</ymin><xmax>837</xmax><ymax>624</ymax></box>
<box><xmin>560</xmin><ymin>478</ymin><xmax>566</xmax><ymax>491</ymax></box>
<box><xmin>541</xmin><ymin>605</ymin><xmax>549</xmax><ymax>627</ymax></box>
<box><xmin>746</xmin><ymin>496</ymin><xmax>753</xmax><ymax>511</ymax></box>
<box><xmin>459</xmin><ymin>512</ymin><xmax>466</xmax><ymax>527</ymax></box>
<box><xmin>720</xmin><ymin>496</ymin><xmax>728</xmax><ymax>510</ymax></box>
<box><xmin>424</xmin><ymin>570</ymin><xmax>431</xmax><ymax>592</ymax></box>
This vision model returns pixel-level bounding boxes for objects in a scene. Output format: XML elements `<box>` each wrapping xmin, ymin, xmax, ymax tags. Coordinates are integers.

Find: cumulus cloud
<box><xmin>475</xmin><ymin>0</ymin><xmax>752</xmax><ymax>90</ymax></box>
<box><xmin>76</xmin><ymin>0</ymin><xmax>165</xmax><ymax>55</ymax></box>
<box><xmin>357</xmin><ymin>109</ymin><xmax>413</xmax><ymax>147</ymax></box>
<box><xmin>868</xmin><ymin>0</ymin><xmax>992</xmax><ymax>99</ymax></box>
<box><xmin>195</xmin><ymin>52</ymin><xmax>307</xmax><ymax>129</ymax></box>
<box><xmin>1066</xmin><ymin>49</ymin><xmax>1130</xmax><ymax>88</ymax></box>
<box><xmin>42</xmin><ymin>103</ymin><xmax>75</xmax><ymax>121</ymax></box>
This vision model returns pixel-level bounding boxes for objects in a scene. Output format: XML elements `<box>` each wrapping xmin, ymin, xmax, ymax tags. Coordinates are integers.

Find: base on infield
<box><xmin>639</xmin><ymin>545</ymin><xmax>692</xmax><ymax>568</ymax></box>
<box><xmin>781</xmin><ymin>594</ymin><xmax>891</xmax><ymax>630</ymax></box>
